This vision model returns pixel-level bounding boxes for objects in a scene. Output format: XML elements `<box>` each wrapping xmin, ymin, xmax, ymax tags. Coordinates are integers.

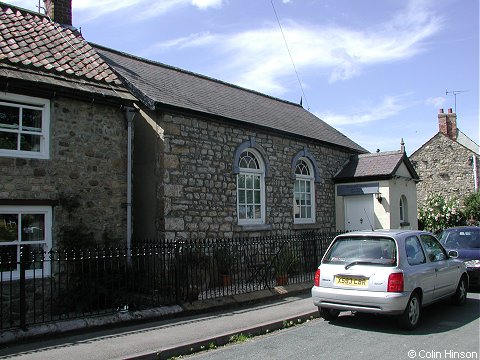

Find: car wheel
<box><xmin>319</xmin><ymin>307</ymin><xmax>340</xmax><ymax>321</ymax></box>
<box><xmin>398</xmin><ymin>292</ymin><xmax>421</xmax><ymax>330</ymax></box>
<box><xmin>451</xmin><ymin>277</ymin><xmax>467</xmax><ymax>306</ymax></box>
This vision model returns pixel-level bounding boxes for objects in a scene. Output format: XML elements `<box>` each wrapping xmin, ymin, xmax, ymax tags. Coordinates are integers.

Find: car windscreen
<box><xmin>322</xmin><ymin>236</ymin><xmax>397</xmax><ymax>266</ymax></box>
<box><xmin>439</xmin><ymin>229</ymin><xmax>480</xmax><ymax>249</ymax></box>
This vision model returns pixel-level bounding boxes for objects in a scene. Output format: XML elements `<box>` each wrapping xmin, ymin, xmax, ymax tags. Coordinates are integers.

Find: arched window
<box><xmin>293</xmin><ymin>158</ymin><xmax>315</xmax><ymax>223</ymax></box>
<box><xmin>400</xmin><ymin>195</ymin><xmax>408</xmax><ymax>223</ymax></box>
<box><xmin>237</xmin><ymin>149</ymin><xmax>265</xmax><ymax>225</ymax></box>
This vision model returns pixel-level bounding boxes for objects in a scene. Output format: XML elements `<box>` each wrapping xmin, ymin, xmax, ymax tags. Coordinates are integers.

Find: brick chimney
<box><xmin>44</xmin><ymin>0</ymin><xmax>72</xmax><ymax>26</ymax></box>
<box><xmin>438</xmin><ymin>108</ymin><xmax>457</xmax><ymax>141</ymax></box>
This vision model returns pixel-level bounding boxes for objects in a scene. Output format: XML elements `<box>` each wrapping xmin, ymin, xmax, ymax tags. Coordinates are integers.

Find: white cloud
<box><xmin>10</xmin><ymin>0</ymin><xmax>442</xmax><ymax>96</ymax></box>
<box><xmin>132</xmin><ymin>0</ymin><xmax>224</xmax><ymax>20</ymax></box>
<box><xmin>150</xmin><ymin>0</ymin><xmax>442</xmax><ymax>94</ymax></box>
<box><xmin>328</xmin><ymin>47</ymin><xmax>362</xmax><ymax>83</ymax></box>
<box><xmin>192</xmin><ymin>0</ymin><xmax>223</xmax><ymax>10</ymax></box>
<box><xmin>7</xmin><ymin>0</ymin><xmax>40</xmax><ymax>10</ymax></box>
<box><xmin>426</xmin><ymin>96</ymin><xmax>446</xmax><ymax>108</ymax></box>
<box><xmin>8</xmin><ymin>0</ymin><xmax>140</xmax><ymax>13</ymax></box>
<box><xmin>8</xmin><ymin>0</ymin><xmax>223</xmax><ymax>21</ymax></box>
<box><xmin>152</xmin><ymin>32</ymin><xmax>218</xmax><ymax>49</ymax></box>
<box><xmin>317</xmin><ymin>95</ymin><xmax>410</xmax><ymax>126</ymax></box>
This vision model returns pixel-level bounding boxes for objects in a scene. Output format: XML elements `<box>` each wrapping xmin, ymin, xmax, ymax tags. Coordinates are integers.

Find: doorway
<box><xmin>345</xmin><ymin>195</ymin><xmax>374</xmax><ymax>231</ymax></box>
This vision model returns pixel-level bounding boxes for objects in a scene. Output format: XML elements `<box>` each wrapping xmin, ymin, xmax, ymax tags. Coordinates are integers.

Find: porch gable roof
<box><xmin>334</xmin><ymin>150</ymin><xmax>419</xmax><ymax>183</ymax></box>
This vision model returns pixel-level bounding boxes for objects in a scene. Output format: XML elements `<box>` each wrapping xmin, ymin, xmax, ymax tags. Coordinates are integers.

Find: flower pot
<box><xmin>276</xmin><ymin>274</ymin><xmax>288</xmax><ymax>286</ymax></box>
<box><xmin>186</xmin><ymin>287</ymin><xmax>200</xmax><ymax>302</ymax></box>
<box><xmin>222</xmin><ymin>274</ymin><xmax>232</xmax><ymax>286</ymax></box>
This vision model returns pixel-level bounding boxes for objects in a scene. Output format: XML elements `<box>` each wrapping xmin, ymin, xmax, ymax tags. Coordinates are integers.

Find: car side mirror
<box><xmin>448</xmin><ymin>250</ymin><xmax>458</xmax><ymax>258</ymax></box>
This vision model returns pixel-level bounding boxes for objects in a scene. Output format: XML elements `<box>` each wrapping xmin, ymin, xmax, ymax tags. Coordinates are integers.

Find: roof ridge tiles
<box><xmin>358</xmin><ymin>150</ymin><xmax>403</xmax><ymax>158</ymax></box>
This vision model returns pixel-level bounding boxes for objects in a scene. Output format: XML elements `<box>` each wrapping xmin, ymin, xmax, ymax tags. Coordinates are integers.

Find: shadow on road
<box><xmin>326</xmin><ymin>293</ymin><xmax>480</xmax><ymax>335</ymax></box>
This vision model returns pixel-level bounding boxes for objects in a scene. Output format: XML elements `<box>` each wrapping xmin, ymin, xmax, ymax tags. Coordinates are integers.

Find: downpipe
<box><xmin>125</xmin><ymin>107</ymin><xmax>138</xmax><ymax>264</ymax></box>
<box><xmin>473</xmin><ymin>155</ymin><xmax>478</xmax><ymax>193</ymax></box>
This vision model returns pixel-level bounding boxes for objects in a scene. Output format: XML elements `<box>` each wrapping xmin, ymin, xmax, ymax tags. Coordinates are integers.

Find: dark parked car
<box><xmin>438</xmin><ymin>226</ymin><xmax>480</xmax><ymax>288</ymax></box>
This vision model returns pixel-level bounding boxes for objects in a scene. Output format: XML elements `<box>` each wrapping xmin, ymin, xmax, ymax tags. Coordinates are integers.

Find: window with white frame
<box><xmin>0</xmin><ymin>93</ymin><xmax>50</xmax><ymax>159</ymax></box>
<box><xmin>294</xmin><ymin>158</ymin><xmax>315</xmax><ymax>223</ymax></box>
<box><xmin>237</xmin><ymin>149</ymin><xmax>265</xmax><ymax>225</ymax></box>
<box><xmin>400</xmin><ymin>195</ymin><xmax>408</xmax><ymax>223</ymax></box>
<box><xmin>0</xmin><ymin>206</ymin><xmax>52</xmax><ymax>279</ymax></box>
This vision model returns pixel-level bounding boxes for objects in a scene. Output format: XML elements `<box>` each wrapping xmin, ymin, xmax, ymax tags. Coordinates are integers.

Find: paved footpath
<box><xmin>0</xmin><ymin>292</ymin><xmax>318</xmax><ymax>360</ymax></box>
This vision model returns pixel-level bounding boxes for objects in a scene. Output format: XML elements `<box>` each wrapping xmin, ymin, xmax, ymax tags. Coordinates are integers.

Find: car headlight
<box><xmin>464</xmin><ymin>259</ymin><xmax>480</xmax><ymax>268</ymax></box>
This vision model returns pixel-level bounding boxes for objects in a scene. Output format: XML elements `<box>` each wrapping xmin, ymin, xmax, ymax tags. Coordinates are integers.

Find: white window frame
<box><xmin>293</xmin><ymin>158</ymin><xmax>315</xmax><ymax>224</ymax></box>
<box><xmin>236</xmin><ymin>149</ymin><xmax>265</xmax><ymax>225</ymax></box>
<box><xmin>0</xmin><ymin>205</ymin><xmax>52</xmax><ymax>280</ymax></box>
<box><xmin>400</xmin><ymin>195</ymin><xmax>408</xmax><ymax>223</ymax></box>
<box><xmin>0</xmin><ymin>92</ymin><xmax>50</xmax><ymax>159</ymax></box>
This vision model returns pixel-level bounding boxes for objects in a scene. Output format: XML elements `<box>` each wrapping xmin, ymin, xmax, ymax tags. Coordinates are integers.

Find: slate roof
<box><xmin>0</xmin><ymin>3</ymin><xmax>132</xmax><ymax>99</ymax></box>
<box><xmin>456</xmin><ymin>130</ymin><xmax>479</xmax><ymax>155</ymax></box>
<box><xmin>93</xmin><ymin>44</ymin><xmax>367</xmax><ymax>153</ymax></box>
<box><xmin>334</xmin><ymin>150</ymin><xmax>419</xmax><ymax>182</ymax></box>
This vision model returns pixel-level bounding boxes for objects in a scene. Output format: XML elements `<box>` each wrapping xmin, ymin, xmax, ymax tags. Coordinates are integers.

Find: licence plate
<box><xmin>335</xmin><ymin>276</ymin><xmax>368</xmax><ymax>287</ymax></box>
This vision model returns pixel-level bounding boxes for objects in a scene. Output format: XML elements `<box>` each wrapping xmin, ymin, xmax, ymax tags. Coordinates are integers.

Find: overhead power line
<box><xmin>270</xmin><ymin>0</ymin><xmax>310</xmax><ymax>110</ymax></box>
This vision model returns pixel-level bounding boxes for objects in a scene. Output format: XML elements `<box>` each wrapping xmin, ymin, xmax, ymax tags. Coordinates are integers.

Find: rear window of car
<box><xmin>439</xmin><ymin>229</ymin><xmax>480</xmax><ymax>249</ymax></box>
<box><xmin>323</xmin><ymin>236</ymin><xmax>397</xmax><ymax>266</ymax></box>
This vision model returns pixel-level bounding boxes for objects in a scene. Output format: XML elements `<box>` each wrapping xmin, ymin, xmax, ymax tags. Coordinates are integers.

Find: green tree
<box><xmin>418</xmin><ymin>194</ymin><xmax>465</xmax><ymax>233</ymax></box>
<box><xmin>463</xmin><ymin>192</ymin><xmax>480</xmax><ymax>225</ymax></box>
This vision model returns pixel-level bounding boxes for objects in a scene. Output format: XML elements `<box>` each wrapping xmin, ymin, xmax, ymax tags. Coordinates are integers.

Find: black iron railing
<box><xmin>0</xmin><ymin>232</ymin><xmax>339</xmax><ymax>331</ymax></box>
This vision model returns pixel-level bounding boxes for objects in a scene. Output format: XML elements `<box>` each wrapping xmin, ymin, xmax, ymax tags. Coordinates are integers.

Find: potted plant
<box><xmin>214</xmin><ymin>246</ymin><xmax>235</xmax><ymax>286</ymax></box>
<box><xmin>175</xmin><ymin>243</ymin><xmax>212</xmax><ymax>302</ymax></box>
<box><xmin>274</xmin><ymin>247</ymin><xmax>297</xmax><ymax>286</ymax></box>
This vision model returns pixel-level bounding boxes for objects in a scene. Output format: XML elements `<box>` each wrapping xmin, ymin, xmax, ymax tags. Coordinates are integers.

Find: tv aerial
<box><xmin>445</xmin><ymin>89</ymin><xmax>468</xmax><ymax>113</ymax></box>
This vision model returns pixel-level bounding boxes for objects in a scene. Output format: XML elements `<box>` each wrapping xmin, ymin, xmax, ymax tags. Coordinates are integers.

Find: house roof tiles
<box><xmin>94</xmin><ymin>44</ymin><xmax>367</xmax><ymax>153</ymax></box>
<box><xmin>0</xmin><ymin>3</ymin><xmax>121</xmax><ymax>87</ymax></box>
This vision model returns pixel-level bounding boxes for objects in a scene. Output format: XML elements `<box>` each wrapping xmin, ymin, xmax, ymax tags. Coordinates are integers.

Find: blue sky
<box><xmin>11</xmin><ymin>0</ymin><xmax>479</xmax><ymax>154</ymax></box>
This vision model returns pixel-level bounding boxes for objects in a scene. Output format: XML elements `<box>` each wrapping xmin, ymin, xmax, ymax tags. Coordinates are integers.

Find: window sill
<box><xmin>234</xmin><ymin>224</ymin><xmax>272</xmax><ymax>232</ymax></box>
<box><xmin>400</xmin><ymin>221</ymin><xmax>410</xmax><ymax>227</ymax></box>
<box><xmin>0</xmin><ymin>151</ymin><xmax>49</xmax><ymax>160</ymax></box>
<box><xmin>0</xmin><ymin>199</ymin><xmax>59</xmax><ymax>206</ymax></box>
<box><xmin>292</xmin><ymin>223</ymin><xmax>320</xmax><ymax>230</ymax></box>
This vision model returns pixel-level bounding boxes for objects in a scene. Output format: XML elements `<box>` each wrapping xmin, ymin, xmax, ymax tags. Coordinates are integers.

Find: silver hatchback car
<box><xmin>312</xmin><ymin>230</ymin><xmax>468</xmax><ymax>329</ymax></box>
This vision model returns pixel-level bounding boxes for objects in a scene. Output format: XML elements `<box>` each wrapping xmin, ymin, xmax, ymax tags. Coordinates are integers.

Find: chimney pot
<box><xmin>438</xmin><ymin>109</ymin><xmax>457</xmax><ymax>141</ymax></box>
<box><xmin>439</xmin><ymin>108</ymin><xmax>444</xmax><ymax>113</ymax></box>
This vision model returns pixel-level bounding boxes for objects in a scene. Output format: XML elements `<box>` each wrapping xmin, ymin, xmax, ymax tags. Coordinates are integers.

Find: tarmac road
<box><xmin>186</xmin><ymin>292</ymin><xmax>480</xmax><ymax>360</ymax></box>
